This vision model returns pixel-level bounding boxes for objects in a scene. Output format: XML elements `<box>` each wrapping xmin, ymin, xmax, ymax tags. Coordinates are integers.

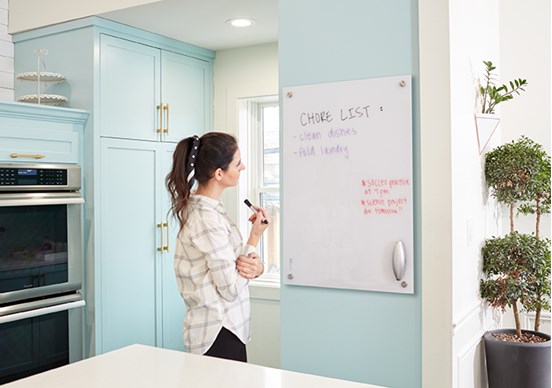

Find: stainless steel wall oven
<box><xmin>0</xmin><ymin>163</ymin><xmax>85</xmax><ymax>384</ymax></box>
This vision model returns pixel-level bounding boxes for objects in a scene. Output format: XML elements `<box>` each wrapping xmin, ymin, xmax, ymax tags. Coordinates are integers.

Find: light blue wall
<box><xmin>279</xmin><ymin>1</ymin><xmax>421</xmax><ymax>387</ymax></box>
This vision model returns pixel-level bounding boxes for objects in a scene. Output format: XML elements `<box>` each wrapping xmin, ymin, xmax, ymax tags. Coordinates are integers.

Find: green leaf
<box><xmin>478</xmin><ymin>61</ymin><xmax>527</xmax><ymax>112</ymax></box>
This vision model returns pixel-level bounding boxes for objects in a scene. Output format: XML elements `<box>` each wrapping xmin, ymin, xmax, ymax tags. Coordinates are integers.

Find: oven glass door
<box><xmin>0</xmin><ymin>197</ymin><xmax>82</xmax><ymax>304</ymax></box>
<box><xmin>0</xmin><ymin>204</ymin><xmax>68</xmax><ymax>293</ymax></box>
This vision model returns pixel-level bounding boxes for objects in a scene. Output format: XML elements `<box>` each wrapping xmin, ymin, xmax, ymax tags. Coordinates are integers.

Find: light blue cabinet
<box><xmin>159</xmin><ymin>145</ymin><xmax>185</xmax><ymax>351</ymax></box>
<box><xmin>99</xmin><ymin>35</ymin><xmax>160</xmax><ymax>141</ymax></box>
<box><xmin>161</xmin><ymin>50</ymin><xmax>212</xmax><ymax>141</ymax></box>
<box><xmin>100</xmin><ymin>34</ymin><xmax>211</xmax><ymax>142</ymax></box>
<box><xmin>0</xmin><ymin>102</ymin><xmax>87</xmax><ymax>164</ymax></box>
<box><xmin>13</xmin><ymin>17</ymin><xmax>214</xmax><ymax>356</ymax></box>
<box><xmin>99</xmin><ymin>138</ymin><xmax>183</xmax><ymax>353</ymax></box>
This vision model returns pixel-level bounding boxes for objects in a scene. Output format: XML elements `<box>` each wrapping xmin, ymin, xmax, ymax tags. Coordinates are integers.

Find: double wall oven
<box><xmin>0</xmin><ymin>163</ymin><xmax>85</xmax><ymax>383</ymax></box>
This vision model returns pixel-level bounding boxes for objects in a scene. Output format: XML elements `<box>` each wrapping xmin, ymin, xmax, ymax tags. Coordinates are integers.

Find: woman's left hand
<box><xmin>236</xmin><ymin>252</ymin><xmax>264</xmax><ymax>279</ymax></box>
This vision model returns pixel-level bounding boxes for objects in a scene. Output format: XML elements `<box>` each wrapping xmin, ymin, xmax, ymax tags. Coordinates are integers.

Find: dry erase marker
<box><xmin>244</xmin><ymin>199</ymin><xmax>269</xmax><ymax>224</ymax></box>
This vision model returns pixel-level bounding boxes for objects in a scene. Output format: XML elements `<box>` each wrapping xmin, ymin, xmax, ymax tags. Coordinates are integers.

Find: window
<box><xmin>239</xmin><ymin>96</ymin><xmax>280</xmax><ymax>284</ymax></box>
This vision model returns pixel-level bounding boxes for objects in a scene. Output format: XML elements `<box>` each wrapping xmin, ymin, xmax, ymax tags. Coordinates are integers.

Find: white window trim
<box><xmin>238</xmin><ymin>95</ymin><xmax>280</xmax><ymax>287</ymax></box>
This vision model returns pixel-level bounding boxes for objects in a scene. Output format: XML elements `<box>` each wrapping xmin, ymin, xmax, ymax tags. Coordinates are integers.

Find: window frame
<box><xmin>238</xmin><ymin>96</ymin><xmax>280</xmax><ymax>286</ymax></box>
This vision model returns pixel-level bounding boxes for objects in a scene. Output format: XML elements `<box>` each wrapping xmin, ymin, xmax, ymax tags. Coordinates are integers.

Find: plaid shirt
<box><xmin>174</xmin><ymin>194</ymin><xmax>254</xmax><ymax>354</ymax></box>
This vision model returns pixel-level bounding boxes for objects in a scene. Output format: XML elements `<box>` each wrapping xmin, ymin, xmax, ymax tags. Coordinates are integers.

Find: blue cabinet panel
<box><xmin>100</xmin><ymin>139</ymin><xmax>158</xmax><ymax>351</ymax></box>
<box><xmin>159</xmin><ymin>145</ymin><xmax>185</xmax><ymax>351</ymax></box>
<box><xmin>100</xmin><ymin>35</ymin><xmax>161</xmax><ymax>141</ymax></box>
<box><xmin>0</xmin><ymin>102</ymin><xmax>87</xmax><ymax>164</ymax></box>
<box><xmin>100</xmin><ymin>139</ymin><xmax>184</xmax><ymax>352</ymax></box>
<box><xmin>161</xmin><ymin>51</ymin><xmax>212</xmax><ymax>141</ymax></box>
<box><xmin>0</xmin><ymin>127</ymin><xmax>79</xmax><ymax>164</ymax></box>
<box><xmin>100</xmin><ymin>34</ymin><xmax>212</xmax><ymax>143</ymax></box>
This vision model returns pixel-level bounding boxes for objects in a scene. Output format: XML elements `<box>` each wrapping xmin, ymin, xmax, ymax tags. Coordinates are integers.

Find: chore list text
<box><xmin>292</xmin><ymin>105</ymin><xmax>379</xmax><ymax>160</ymax></box>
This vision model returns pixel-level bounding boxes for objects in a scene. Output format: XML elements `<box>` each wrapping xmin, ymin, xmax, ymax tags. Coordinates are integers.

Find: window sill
<box><xmin>250</xmin><ymin>280</ymin><xmax>280</xmax><ymax>301</ymax></box>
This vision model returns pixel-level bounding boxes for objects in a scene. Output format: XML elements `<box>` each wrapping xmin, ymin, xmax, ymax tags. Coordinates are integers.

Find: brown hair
<box><xmin>166</xmin><ymin>132</ymin><xmax>238</xmax><ymax>229</ymax></box>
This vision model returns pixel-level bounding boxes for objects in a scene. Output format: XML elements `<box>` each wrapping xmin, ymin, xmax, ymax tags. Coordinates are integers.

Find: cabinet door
<box><xmin>100</xmin><ymin>35</ymin><xmax>161</xmax><ymax>141</ymax></box>
<box><xmin>0</xmin><ymin>126</ymin><xmax>80</xmax><ymax>164</ymax></box>
<box><xmin>99</xmin><ymin>138</ymin><xmax>162</xmax><ymax>352</ymax></box>
<box><xmin>158</xmin><ymin>143</ymin><xmax>185</xmax><ymax>351</ymax></box>
<box><xmin>161</xmin><ymin>51</ymin><xmax>212</xmax><ymax>142</ymax></box>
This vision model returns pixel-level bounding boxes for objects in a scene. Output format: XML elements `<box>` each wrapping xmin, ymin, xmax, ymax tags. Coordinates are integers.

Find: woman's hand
<box><xmin>236</xmin><ymin>252</ymin><xmax>264</xmax><ymax>279</ymax></box>
<box><xmin>247</xmin><ymin>205</ymin><xmax>270</xmax><ymax>246</ymax></box>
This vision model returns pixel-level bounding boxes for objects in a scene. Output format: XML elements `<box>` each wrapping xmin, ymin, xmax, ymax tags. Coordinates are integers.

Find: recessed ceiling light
<box><xmin>225</xmin><ymin>18</ymin><xmax>255</xmax><ymax>28</ymax></box>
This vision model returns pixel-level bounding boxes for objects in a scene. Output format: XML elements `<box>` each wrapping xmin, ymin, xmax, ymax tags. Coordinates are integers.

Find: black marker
<box><xmin>244</xmin><ymin>199</ymin><xmax>269</xmax><ymax>224</ymax></box>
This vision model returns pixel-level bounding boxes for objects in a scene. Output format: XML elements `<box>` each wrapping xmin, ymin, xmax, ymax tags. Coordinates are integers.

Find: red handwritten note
<box><xmin>360</xmin><ymin>178</ymin><xmax>411</xmax><ymax>215</ymax></box>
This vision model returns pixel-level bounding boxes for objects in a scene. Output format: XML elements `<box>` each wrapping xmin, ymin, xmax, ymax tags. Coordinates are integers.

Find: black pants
<box><xmin>204</xmin><ymin>327</ymin><xmax>247</xmax><ymax>362</ymax></box>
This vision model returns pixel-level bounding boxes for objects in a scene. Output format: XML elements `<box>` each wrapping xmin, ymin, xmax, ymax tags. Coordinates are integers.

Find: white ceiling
<box><xmin>99</xmin><ymin>0</ymin><xmax>278</xmax><ymax>51</ymax></box>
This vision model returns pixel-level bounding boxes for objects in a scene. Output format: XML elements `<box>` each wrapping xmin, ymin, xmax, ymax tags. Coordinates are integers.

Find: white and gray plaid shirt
<box><xmin>174</xmin><ymin>194</ymin><xmax>254</xmax><ymax>354</ymax></box>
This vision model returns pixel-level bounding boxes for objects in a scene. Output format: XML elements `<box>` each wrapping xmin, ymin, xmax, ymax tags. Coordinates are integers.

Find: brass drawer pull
<box><xmin>157</xmin><ymin>222</ymin><xmax>170</xmax><ymax>252</ymax></box>
<box><xmin>157</xmin><ymin>222</ymin><xmax>164</xmax><ymax>252</ymax></box>
<box><xmin>156</xmin><ymin>103</ymin><xmax>163</xmax><ymax>134</ymax></box>
<box><xmin>163</xmin><ymin>222</ymin><xmax>169</xmax><ymax>252</ymax></box>
<box><xmin>10</xmin><ymin>153</ymin><xmax>45</xmax><ymax>159</ymax></box>
<box><xmin>163</xmin><ymin>104</ymin><xmax>169</xmax><ymax>135</ymax></box>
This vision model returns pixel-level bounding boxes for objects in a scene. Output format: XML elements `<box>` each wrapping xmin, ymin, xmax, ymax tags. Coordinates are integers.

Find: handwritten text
<box><xmin>360</xmin><ymin>178</ymin><xmax>411</xmax><ymax>215</ymax></box>
<box><xmin>299</xmin><ymin>105</ymin><xmax>375</xmax><ymax>128</ymax></box>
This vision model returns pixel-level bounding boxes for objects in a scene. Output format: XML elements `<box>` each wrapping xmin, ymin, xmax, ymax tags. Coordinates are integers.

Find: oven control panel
<box><xmin>0</xmin><ymin>164</ymin><xmax>80</xmax><ymax>191</ymax></box>
<box><xmin>0</xmin><ymin>168</ymin><xmax>67</xmax><ymax>186</ymax></box>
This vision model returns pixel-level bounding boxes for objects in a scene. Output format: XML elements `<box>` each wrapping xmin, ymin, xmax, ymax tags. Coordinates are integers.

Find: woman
<box><xmin>166</xmin><ymin>132</ymin><xmax>269</xmax><ymax>362</ymax></box>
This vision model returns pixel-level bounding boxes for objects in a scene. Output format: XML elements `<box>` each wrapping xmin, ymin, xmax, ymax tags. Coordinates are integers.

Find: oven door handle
<box><xmin>0</xmin><ymin>293</ymin><xmax>85</xmax><ymax>324</ymax></box>
<box><xmin>0</xmin><ymin>196</ymin><xmax>84</xmax><ymax>207</ymax></box>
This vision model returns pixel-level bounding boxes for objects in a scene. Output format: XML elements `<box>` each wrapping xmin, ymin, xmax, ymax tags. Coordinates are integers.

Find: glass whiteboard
<box><xmin>282</xmin><ymin>75</ymin><xmax>414</xmax><ymax>293</ymax></box>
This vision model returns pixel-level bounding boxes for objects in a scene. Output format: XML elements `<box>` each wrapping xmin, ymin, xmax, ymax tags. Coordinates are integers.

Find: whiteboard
<box><xmin>282</xmin><ymin>75</ymin><xmax>414</xmax><ymax>294</ymax></box>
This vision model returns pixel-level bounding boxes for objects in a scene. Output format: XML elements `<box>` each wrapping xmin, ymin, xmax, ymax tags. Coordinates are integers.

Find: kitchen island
<box><xmin>2</xmin><ymin>344</ymin><xmax>385</xmax><ymax>388</ymax></box>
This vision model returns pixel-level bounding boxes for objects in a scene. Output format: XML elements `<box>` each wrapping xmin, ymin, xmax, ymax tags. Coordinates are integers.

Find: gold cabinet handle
<box><xmin>157</xmin><ymin>222</ymin><xmax>170</xmax><ymax>252</ymax></box>
<box><xmin>163</xmin><ymin>104</ymin><xmax>169</xmax><ymax>135</ymax></box>
<box><xmin>163</xmin><ymin>222</ymin><xmax>169</xmax><ymax>252</ymax></box>
<box><xmin>10</xmin><ymin>153</ymin><xmax>45</xmax><ymax>159</ymax></box>
<box><xmin>156</xmin><ymin>103</ymin><xmax>163</xmax><ymax>134</ymax></box>
<box><xmin>157</xmin><ymin>222</ymin><xmax>164</xmax><ymax>252</ymax></box>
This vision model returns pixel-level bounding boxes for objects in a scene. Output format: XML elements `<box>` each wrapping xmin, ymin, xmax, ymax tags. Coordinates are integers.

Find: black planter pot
<box><xmin>484</xmin><ymin>329</ymin><xmax>551</xmax><ymax>388</ymax></box>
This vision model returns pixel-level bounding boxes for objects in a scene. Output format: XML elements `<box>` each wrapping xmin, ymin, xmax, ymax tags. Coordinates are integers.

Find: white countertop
<box><xmin>3</xmin><ymin>344</ymin><xmax>385</xmax><ymax>388</ymax></box>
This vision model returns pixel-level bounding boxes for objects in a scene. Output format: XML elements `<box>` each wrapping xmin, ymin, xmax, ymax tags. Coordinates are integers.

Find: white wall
<box><xmin>448</xmin><ymin>1</ymin><xmax>551</xmax><ymax>387</ymax></box>
<box><xmin>213</xmin><ymin>43</ymin><xmax>280</xmax><ymax>368</ymax></box>
<box><xmin>499</xmin><ymin>0</ymin><xmax>552</xmax><ymax>334</ymax></box>
<box><xmin>0</xmin><ymin>0</ymin><xmax>13</xmax><ymax>100</ymax></box>
<box><xmin>449</xmin><ymin>0</ymin><xmax>501</xmax><ymax>386</ymax></box>
<box><xmin>419</xmin><ymin>0</ymin><xmax>538</xmax><ymax>386</ymax></box>
<box><xmin>213</xmin><ymin>42</ymin><xmax>278</xmax><ymax>222</ymax></box>
<box><xmin>419</xmin><ymin>0</ymin><xmax>453</xmax><ymax>385</ymax></box>
<box><xmin>499</xmin><ymin>0</ymin><xmax>551</xmax><ymax>237</ymax></box>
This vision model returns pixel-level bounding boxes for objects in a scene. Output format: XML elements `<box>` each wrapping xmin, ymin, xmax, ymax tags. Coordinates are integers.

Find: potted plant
<box><xmin>480</xmin><ymin>136</ymin><xmax>551</xmax><ymax>388</ymax></box>
<box><xmin>475</xmin><ymin>61</ymin><xmax>528</xmax><ymax>154</ymax></box>
<box><xmin>479</xmin><ymin>61</ymin><xmax>528</xmax><ymax>114</ymax></box>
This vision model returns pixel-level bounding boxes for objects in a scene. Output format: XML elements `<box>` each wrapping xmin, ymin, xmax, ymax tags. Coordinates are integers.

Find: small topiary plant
<box><xmin>481</xmin><ymin>136</ymin><xmax>551</xmax><ymax>339</ymax></box>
